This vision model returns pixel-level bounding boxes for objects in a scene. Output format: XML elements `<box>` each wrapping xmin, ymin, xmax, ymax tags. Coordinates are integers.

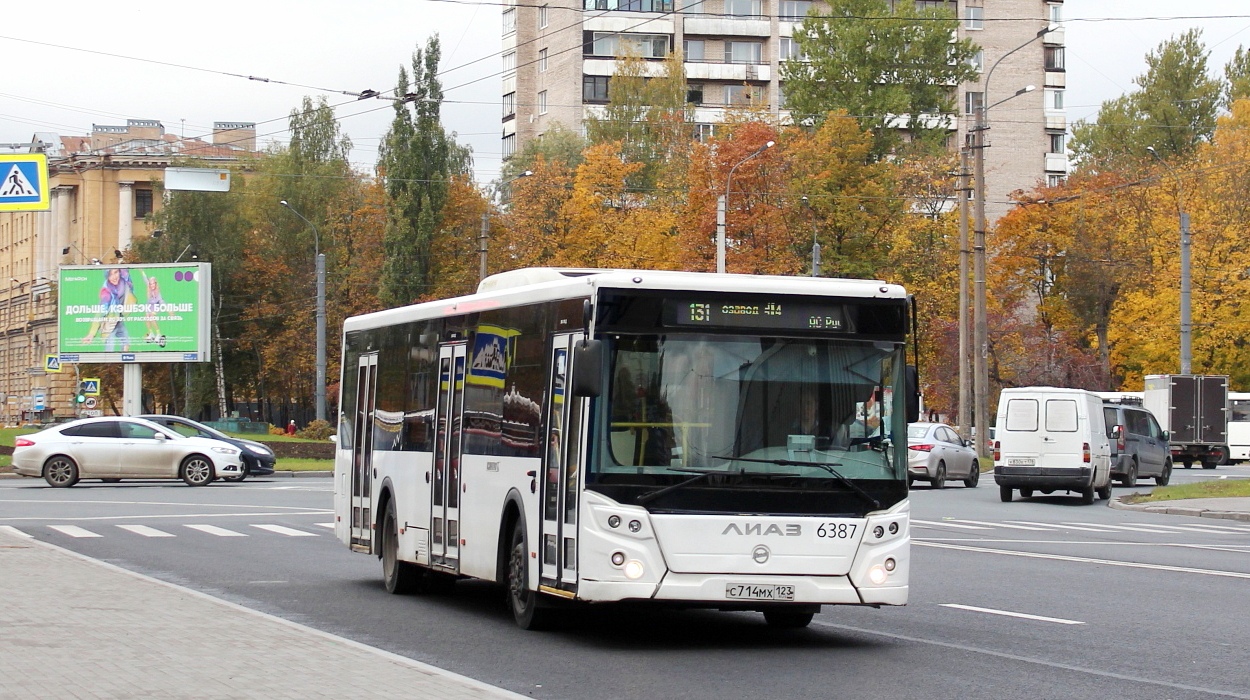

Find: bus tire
<box><xmin>382</xmin><ymin>500</ymin><xmax>417</xmax><ymax>595</ymax></box>
<box><xmin>507</xmin><ymin>521</ymin><xmax>551</xmax><ymax>630</ymax></box>
<box><xmin>763</xmin><ymin>609</ymin><xmax>814</xmax><ymax>629</ymax></box>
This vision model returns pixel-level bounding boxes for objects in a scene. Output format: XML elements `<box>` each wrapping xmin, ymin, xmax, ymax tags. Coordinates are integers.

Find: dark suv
<box><xmin>1102</xmin><ymin>401</ymin><xmax>1171</xmax><ymax>487</ymax></box>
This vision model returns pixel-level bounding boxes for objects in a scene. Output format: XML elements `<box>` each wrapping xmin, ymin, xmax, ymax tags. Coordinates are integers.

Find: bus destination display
<box><xmin>666</xmin><ymin>298</ymin><xmax>845</xmax><ymax>331</ymax></box>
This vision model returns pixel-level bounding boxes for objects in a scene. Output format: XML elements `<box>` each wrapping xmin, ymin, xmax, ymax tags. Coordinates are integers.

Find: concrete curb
<box><xmin>1109</xmin><ymin>497</ymin><xmax>1250</xmax><ymax>522</ymax></box>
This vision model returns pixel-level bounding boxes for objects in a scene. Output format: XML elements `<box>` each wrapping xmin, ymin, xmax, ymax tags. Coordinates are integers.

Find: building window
<box><xmin>779</xmin><ymin>37</ymin><xmax>806</xmax><ymax>61</ymax></box>
<box><xmin>694</xmin><ymin>123</ymin><xmax>716</xmax><ymax>142</ymax></box>
<box><xmin>503</xmin><ymin>51</ymin><xmax>516</xmax><ymax>72</ymax></box>
<box><xmin>779</xmin><ymin>0</ymin><xmax>811</xmax><ymax>20</ymax></box>
<box><xmin>134</xmin><ymin>189</ymin><xmax>154</xmax><ymax>219</ymax></box>
<box><xmin>503</xmin><ymin>8</ymin><xmax>515</xmax><ymax>33</ymax></box>
<box><xmin>1048</xmin><ymin>3</ymin><xmax>1062</xmax><ymax>23</ymax></box>
<box><xmin>583</xmin><ymin>75</ymin><xmax>610</xmax><ymax>102</ymax></box>
<box><xmin>684</xmin><ymin>39</ymin><xmax>705</xmax><ymax>61</ymax></box>
<box><xmin>1045</xmin><ymin>88</ymin><xmax>1064</xmax><ymax>111</ymax></box>
<box><xmin>1044</xmin><ymin>46</ymin><xmax>1065</xmax><ymax>71</ymax></box>
<box><xmin>970</xmin><ymin>50</ymin><xmax>983</xmax><ymax>72</ymax></box>
<box><xmin>687</xmin><ymin>84</ymin><xmax>705</xmax><ymax>105</ymax></box>
<box><xmin>725</xmin><ymin>0</ymin><xmax>762</xmax><ymax>17</ymax></box>
<box><xmin>584</xmin><ymin>0</ymin><xmax>673</xmax><ymax>10</ymax></box>
<box><xmin>503</xmin><ymin>92</ymin><xmax>516</xmax><ymax>119</ymax></box>
<box><xmin>539</xmin><ymin>48</ymin><xmax>548</xmax><ymax>71</ymax></box>
<box><xmin>726</xmin><ymin>84</ymin><xmax>763</xmax><ymax>106</ymax></box>
<box><xmin>539</xmin><ymin>4</ymin><xmax>549</xmax><ymax>27</ymax></box>
<box><xmin>1047</xmin><ymin>174</ymin><xmax>1066</xmax><ymax>188</ymax></box>
<box><xmin>1048</xmin><ymin>132</ymin><xmax>1065</xmax><ymax>154</ymax></box>
<box><xmin>591</xmin><ymin>32</ymin><xmax>670</xmax><ymax>58</ymax></box>
<box><xmin>539</xmin><ymin>90</ymin><xmax>548</xmax><ymax>114</ymax></box>
<box><xmin>725</xmin><ymin>41</ymin><xmax>763</xmax><ymax>63</ymax></box>
<box><xmin>503</xmin><ymin>133</ymin><xmax>517</xmax><ymax>159</ymax></box>
<box><xmin>964</xmin><ymin>91</ymin><xmax>983</xmax><ymax>116</ymax></box>
<box><xmin>964</xmin><ymin>6</ymin><xmax>983</xmax><ymax>30</ymax></box>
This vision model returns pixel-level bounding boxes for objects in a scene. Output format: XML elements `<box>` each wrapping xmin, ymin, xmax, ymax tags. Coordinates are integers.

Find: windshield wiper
<box><xmin>719</xmin><ymin>456</ymin><xmax>882</xmax><ymax>510</ymax></box>
<box><xmin>634</xmin><ymin>467</ymin><xmax>800</xmax><ymax>505</ymax></box>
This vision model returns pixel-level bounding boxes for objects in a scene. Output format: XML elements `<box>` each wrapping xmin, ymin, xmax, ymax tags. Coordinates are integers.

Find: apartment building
<box><xmin>502</xmin><ymin>0</ymin><xmax>1067</xmax><ymax>221</ymax></box>
<box><xmin>0</xmin><ymin>120</ymin><xmax>254</xmax><ymax>424</ymax></box>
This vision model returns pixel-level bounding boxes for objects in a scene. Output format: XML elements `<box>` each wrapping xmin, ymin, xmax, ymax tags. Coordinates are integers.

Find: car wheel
<box><xmin>223</xmin><ymin>470</ymin><xmax>248</xmax><ymax>483</ymax></box>
<box><xmin>1201</xmin><ymin>460</ymin><xmax>1217</xmax><ymax>470</ymax></box>
<box><xmin>1020</xmin><ymin>488</ymin><xmax>1034</xmax><ymax>499</ymax></box>
<box><xmin>763</xmin><ymin>609</ymin><xmax>814</xmax><ymax>629</ymax></box>
<box><xmin>1097</xmin><ymin>478</ymin><xmax>1113</xmax><ymax>501</ymax></box>
<box><xmin>999</xmin><ymin>485</ymin><xmax>1012</xmax><ymax>502</ymax></box>
<box><xmin>508</xmin><ymin>520</ymin><xmax>552</xmax><ymax>630</ymax></box>
<box><xmin>1182</xmin><ymin>459</ymin><xmax>1193</xmax><ymax>469</ymax></box>
<box><xmin>931</xmin><ymin>462</ymin><xmax>946</xmax><ymax>489</ymax></box>
<box><xmin>382</xmin><ymin>500</ymin><xmax>417</xmax><ymax>594</ymax></box>
<box><xmin>963</xmin><ymin>459</ymin><xmax>980</xmax><ymax>488</ymax></box>
<box><xmin>1080</xmin><ymin>482</ymin><xmax>1096</xmax><ymax>505</ymax></box>
<box><xmin>43</xmin><ymin>456</ymin><xmax>79</xmax><ymax>488</ymax></box>
<box><xmin>180</xmin><ymin>455</ymin><xmax>215</xmax><ymax>486</ymax></box>
<box><xmin>1156</xmin><ymin>460</ymin><xmax>1172</xmax><ymax>486</ymax></box>
<box><xmin>1121</xmin><ymin>461</ymin><xmax>1137</xmax><ymax>488</ymax></box>
<box><xmin>907</xmin><ymin>476</ymin><xmax>915</xmax><ymax>488</ymax></box>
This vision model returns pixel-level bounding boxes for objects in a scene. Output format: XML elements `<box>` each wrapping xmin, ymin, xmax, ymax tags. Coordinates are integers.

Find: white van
<box><xmin>993</xmin><ymin>387</ymin><xmax>1114</xmax><ymax>505</ymax></box>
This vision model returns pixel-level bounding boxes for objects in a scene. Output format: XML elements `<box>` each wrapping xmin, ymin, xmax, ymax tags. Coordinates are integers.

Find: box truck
<box><xmin>1142</xmin><ymin>374</ymin><xmax>1228</xmax><ymax>470</ymax></box>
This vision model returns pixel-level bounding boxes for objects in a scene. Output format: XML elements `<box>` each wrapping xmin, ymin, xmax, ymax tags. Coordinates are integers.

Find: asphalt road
<box><xmin>3</xmin><ymin>464</ymin><xmax>1249</xmax><ymax>700</ymax></box>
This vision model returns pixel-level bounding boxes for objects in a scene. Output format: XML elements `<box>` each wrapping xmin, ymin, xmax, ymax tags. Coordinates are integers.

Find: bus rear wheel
<box><xmin>383</xmin><ymin>500</ymin><xmax>417</xmax><ymax>594</ymax></box>
<box><xmin>763</xmin><ymin>609</ymin><xmax>814</xmax><ymax>629</ymax></box>
<box><xmin>508</xmin><ymin>521</ymin><xmax>552</xmax><ymax>630</ymax></box>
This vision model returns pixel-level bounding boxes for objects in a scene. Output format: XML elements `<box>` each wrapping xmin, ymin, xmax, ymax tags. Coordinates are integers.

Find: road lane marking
<box><xmin>0</xmin><ymin>499</ymin><xmax>329</xmax><ymax>511</ymax></box>
<box><xmin>917</xmin><ymin>541</ymin><xmax>1250</xmax><ymax>579</ymax></box>
<box><xmin>911</xmin><ymin>519</ymin><xmax>991</xmax><ymax>530</ymax></box>
<box><xmin>251</xmin><ymin>524</ymin><xmax>317</xmax><ymax>537</ymax></box>
<box><xmin>1084</xmin><ymin>522</ymin><xmax>1197</xmax><ymax>533</ymax></box>
<box><xmin>48</xmin><ymin>525</ymin><xmax>101</xmax><ymax>538</ymax></box>
<box><xmin>940</xmin><ymin>604</ymin><xmax>1084</xmax><ymax>625</ymax></box>
<box><xmin>1170</xmin><ymin>523</ymin><xmax>1250</xmax><ymax>533</ymax></box>
<box><xmin>117</xmin><ymin>524</ymin><xmax>175</xmax><ymax>538</ymax></box>
<box><xmin>315</xmin><ymin>523</ymin><xmax>335</xmax><ymax>529</ymax></box>
<box><xmin>184</xmin><ymin>524</ymin><xmax>247</xmax><ymax>537</ymax></box>
<box><xmin>943</xmin><ymin>519</ymin><xmax>1052</xmax><ymax>531</ymax></box>
<box><xmin>0</xmin><ymin>525</ymin><xmax>32</xmax><ymax>538</ymax></box>
<box><xmin>0</xmin><ymin>510</ymin><xmax>332</xmax><ymax>523</ymax></box>
<box><xmin>1004</xmin><ymin>521</ymin><xmax>1114</xmax><ymax>532</ymax></box>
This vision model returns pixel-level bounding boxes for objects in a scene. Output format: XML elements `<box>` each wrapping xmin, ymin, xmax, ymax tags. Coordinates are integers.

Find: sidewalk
<box><xmin>0</xmin><ymin>530</ymin><xmax>527</xmax><ymax>700</ymax></box>
<box><xmin>1110</xmin><ymin>496</ymin><xmax>1250</xmax><ymax>522</ymax></box>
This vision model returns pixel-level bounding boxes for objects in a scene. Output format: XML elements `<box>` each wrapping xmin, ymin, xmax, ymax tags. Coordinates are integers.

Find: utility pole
<box><xmin>479</xmin><ymin>212</ymin><xmax>489</xmax><ymax>282</ymax></box>
<box><xmin>958</xmin><ymin>149</ymin><xmax>971</xmax><ymax>439</ymax></box>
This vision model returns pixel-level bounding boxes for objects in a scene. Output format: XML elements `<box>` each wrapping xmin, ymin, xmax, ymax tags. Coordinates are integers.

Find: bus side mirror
<box><xmin>905</xmin><ymin>365</ymin><xmax>920</xmax><ymax>424</ymax></box>
<box><xmin>572</xmin><ymin>339</ymin><xmax>603</xmax><ymax>397</ymax></box>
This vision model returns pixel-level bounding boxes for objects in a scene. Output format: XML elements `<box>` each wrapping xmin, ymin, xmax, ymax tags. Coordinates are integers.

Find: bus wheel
<box><xmin>383</xmin><ymin>500</ymin><xmax>416</xmax><ymax>595</ymax></box>
<box><xmin>763</xmin><ymin>609</ymin><xmax>814</xmax><ymax>629</ymax></box>
<box><xmin>508</xmin><ymin>521</ymin><xmax>551</xmax><ymax>630</ymax></box>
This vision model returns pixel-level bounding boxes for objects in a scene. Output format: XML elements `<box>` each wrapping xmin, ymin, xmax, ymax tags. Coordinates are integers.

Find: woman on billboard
<box><xmin>82</xmin><ymin>267</ymin><xmax>135</xmax><ymax>352</ymax></box>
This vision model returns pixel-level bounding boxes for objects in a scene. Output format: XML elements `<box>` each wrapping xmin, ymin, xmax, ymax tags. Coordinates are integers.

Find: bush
<box><xmin>297</xmin><ymin>419</ymin><xmax>334</xmax><ymax>441</ymax></box>
<box><xmin>268</xmin><ymin>424</ymin><xmax>286</xmax><ymax>436</ymax></box>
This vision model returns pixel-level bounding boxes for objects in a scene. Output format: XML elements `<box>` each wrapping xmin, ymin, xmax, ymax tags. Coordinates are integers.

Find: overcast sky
<box><xmin>3</xmin><ymin>1</ymin><xmax>1250</xmax><ymax>184</ymax></box>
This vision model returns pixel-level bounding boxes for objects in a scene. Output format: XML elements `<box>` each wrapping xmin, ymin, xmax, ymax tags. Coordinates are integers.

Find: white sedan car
<box><xmin>906</xmin><ymin>422</ymin><xmax>980</xmax><ymax>489</ymax></box>
<box><xmin>13</xmin><ymin>416</ymin><xmax>244</xmax><ymax>487</ymax></box>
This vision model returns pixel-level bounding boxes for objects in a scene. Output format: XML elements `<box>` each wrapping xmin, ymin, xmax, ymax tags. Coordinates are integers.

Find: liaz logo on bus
<box><xmin>722</xmin><ymin>523</ymin><xmax>802</xmax><ymax>536</ymax></box>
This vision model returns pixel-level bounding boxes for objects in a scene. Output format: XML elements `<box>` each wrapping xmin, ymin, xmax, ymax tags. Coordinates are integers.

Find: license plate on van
<box><xmin>1007</xmin><ymin>458</ymin><xmax>1036</xmax><ymax>466</ymax></box>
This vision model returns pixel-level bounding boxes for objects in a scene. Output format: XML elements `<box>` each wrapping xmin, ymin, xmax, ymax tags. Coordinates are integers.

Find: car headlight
<box><xmin>211</xmin><ymin>446</ymin><xmax>240</xmax><ymax>455</ymax></box>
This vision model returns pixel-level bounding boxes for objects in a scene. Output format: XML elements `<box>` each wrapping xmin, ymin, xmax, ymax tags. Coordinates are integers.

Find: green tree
<box><xmin>1071</xmin><ymin>30</ymin><xmax>1223</xmax><ymax>170</ymax></box>
<box><xmin>780</xmin><ymin>0</ymin><xmax>979</xmax><ymax>157</ymax></box>
<box><xmin>377</xmin><ymin>35</ymin><xmax>473</xmax><ymax>307</ymax></box>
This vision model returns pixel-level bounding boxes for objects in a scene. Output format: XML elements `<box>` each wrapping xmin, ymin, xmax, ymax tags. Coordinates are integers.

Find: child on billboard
<box><xmin>141</xmin><ymin>271</ymin><xmax>167</xmax><ymax>347</ymax></box>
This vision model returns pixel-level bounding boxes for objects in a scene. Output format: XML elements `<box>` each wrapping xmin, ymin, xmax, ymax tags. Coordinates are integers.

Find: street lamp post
<box><xmin>1146</xmin><ymin>146</ymin><xmax>1192</xmax><ymax>375</ymax></box>
<box><xmin>279</xmin><ymin>200</ymin><xmax>326</xmax><ymax>424</ymax></box>
<box><xmin>717</xmin><ymin>140</ymin><xmax>775</xmax><ymax>273</ymax></box>
<box><xmin>971</xmin><ymin>26</ymin><xmax>1048</xmax><ymax>457</ymax></box>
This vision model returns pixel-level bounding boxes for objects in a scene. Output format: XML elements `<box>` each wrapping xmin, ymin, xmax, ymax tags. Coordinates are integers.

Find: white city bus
<box><xmin>1227</xmin><ymin>392</ymin><xmax>1250</xmax><ymax>462</ymax></box>
<box><xmin>333</xmin><ymin>268</ymin><xmax>917</xmax><ymax>629</ymax></box>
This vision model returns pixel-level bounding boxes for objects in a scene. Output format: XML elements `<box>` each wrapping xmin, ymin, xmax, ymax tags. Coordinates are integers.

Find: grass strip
<box><xmin>1121</xmin><ymin>479</ymin><xmax>1250</xmax><ymax>504</ymax></box>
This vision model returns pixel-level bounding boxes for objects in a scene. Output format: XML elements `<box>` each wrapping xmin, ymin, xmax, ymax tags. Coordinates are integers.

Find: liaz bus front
<box><xmin>574</xmin><ymin>273</ymin><xmax>916</xmax><ymax>627</ymax></box>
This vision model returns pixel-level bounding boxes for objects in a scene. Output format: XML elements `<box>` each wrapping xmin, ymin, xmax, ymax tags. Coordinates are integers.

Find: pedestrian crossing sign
<box><xmin>44</xmin><ymin>354</ymin><xmax>61</xmax><ymax>372</ymax></box>
<box><xmin>81</xmin><ymin>378</ymin><xmax>100</xmax><ymax>396</ymax></box>
<box><xmin>0</xmin><ymin>154</ymin><xmax>50</xmax><ymax>212</ymax></box>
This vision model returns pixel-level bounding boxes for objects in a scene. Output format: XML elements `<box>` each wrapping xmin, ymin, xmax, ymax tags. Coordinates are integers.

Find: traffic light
<box><xmin>75</xmin><ymin>381</ymin><xmax>87</xmax><ymax>404</ymax></box>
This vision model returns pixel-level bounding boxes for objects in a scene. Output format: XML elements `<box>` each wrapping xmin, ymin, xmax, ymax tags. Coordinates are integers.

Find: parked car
<box><xmin>11</xmin><ymin>416</ymin><xmax>244</xmax><ymax>488</ymax></box>
<box><xmin>1101</xmin><ymin>401</ymin><xmax>1172</xmax><ymax>487</ymax></box>
<box><xmin>139</xmin><ymin>414</ymin><xmax>276</xmax><ymax>481</ymax></box>
<box><xmin>907</xmin><ymin>422</ymin><xmax>979</xmax><ymax>489</ymax></box>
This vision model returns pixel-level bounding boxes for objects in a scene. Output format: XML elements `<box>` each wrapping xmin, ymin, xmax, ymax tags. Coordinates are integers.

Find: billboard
<box><xmin>58</xmin><ymin>263</ymin><xmax>212</xmax><ymax>363</ymax></box>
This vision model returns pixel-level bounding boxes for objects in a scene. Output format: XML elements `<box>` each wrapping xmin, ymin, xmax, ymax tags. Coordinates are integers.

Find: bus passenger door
<box><xmin>541</xmin><ymin>333</ymin><xmax>584</xmax><ymax>590</ymax></box>
<box><xmin>350</xmin><ymin>352</ymin><xmax>378</xmax><ymax>552</ymax></box>
<box><xmin>431</xmin><ymin>343</ymin><xmax>466</xmax><ymax>570</ymax></box>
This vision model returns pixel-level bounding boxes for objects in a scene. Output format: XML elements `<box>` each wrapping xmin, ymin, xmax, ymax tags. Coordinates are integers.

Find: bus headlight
<box><xmin>867</xmin><ymin>565</ymin><xmax>888</xmax><ymax>585</ymax></box>
<box><xmin>624</xmin><ymin>560</ymin><xmax>645</xmax><ymax>580</ymax></box>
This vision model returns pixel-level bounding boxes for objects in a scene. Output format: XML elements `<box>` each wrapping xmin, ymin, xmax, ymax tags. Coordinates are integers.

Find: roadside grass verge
<box><xmin>1122</xmin><ymin>479</ymin><xmax>1250</xmax><ymax>504</ymax></box>
<box><xmin>275</xmin><ymin>458</ymin><xmax>333</xmax><ymax>471</ymax></box>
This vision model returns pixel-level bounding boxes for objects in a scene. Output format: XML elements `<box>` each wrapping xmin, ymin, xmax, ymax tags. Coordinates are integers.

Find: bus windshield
<box><xmin>588</xmin><ymin>334</ymin><xmax>907</xmax><ymax>515</ymax></box>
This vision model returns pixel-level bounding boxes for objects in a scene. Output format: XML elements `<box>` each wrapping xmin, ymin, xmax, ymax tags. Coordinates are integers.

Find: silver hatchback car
<box><xmin>12</xmin><ymin>416</ymin><xmax>244</xmax><ymax>487</ymax></box>
<box><xmin>907</xmin><ymin>422</ymin><xmax>980</xmax><ymax>489</ymax></box>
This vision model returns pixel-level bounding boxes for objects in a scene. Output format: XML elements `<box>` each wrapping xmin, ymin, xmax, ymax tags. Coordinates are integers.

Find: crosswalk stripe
<box><xmin>185</xmin><ymin>524</ymin><xmax>247</xmax><ymax>537</ymax></box>
<box><xmin>117</xmin><ymin>524</ymin><xmax>175</xmax><ymax>538</ymax></box>
<box><xmin>944</xmin><ymin>519</ymin><xmax>1052</xmax><ymax>531</ymax></box>
<box><xmin>250</xmin><ymin>524</ymin><xmax>317</xmax><ymax>537</ymax></box>
<box><xmin>0</xmin><ymin>525</ymin><xmax>33</xmax><ymax>538</ymax></box>
<box><xmin>49</xmin><ymin>525</ymin><xmax>101</xmax><ymax>538</ymax></box>
<box><xmin>912</xmin><ymin>519</ymin><xmax>991</xmax><ymax>530</ymax></box>
<box><xmin>315</xmin><ymin>523</ymin><xmax>335</xmax><ymax>529</ymax></box>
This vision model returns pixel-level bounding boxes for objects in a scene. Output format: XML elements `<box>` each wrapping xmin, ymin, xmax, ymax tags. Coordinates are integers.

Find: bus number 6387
<box><xmin>817</xmin><ymin>523</ymin><xmax>857</xmax><ymax>539</ymax></box>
